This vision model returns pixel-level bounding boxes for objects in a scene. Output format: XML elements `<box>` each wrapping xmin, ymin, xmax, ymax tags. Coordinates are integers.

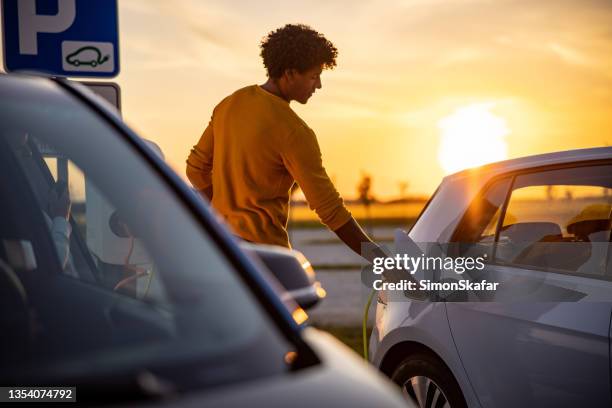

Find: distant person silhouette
<box><xmin>187</xmin><ymin>24</ymin><xmax>378</xmax><ymax>258</ymax></box>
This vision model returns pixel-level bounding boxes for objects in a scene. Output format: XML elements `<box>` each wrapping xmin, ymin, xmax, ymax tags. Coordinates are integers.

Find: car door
<box><xmin>446</xmin><ymin>163</ymin><xmax>612</xmax><ymax>408</ymax></box>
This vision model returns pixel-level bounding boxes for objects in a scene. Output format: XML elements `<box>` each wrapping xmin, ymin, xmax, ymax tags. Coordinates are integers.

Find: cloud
<box><xmin>548</xmin><ymin>43</ymin><xmax>593</xmax><ymax>67</ymax></box>
<box><xmin>435</xmin><ymin>48</ymin><xmax>485</xmax><ymax>67</ymax></box>
<box><xmin>113</xmin><ymin>0</ymin><xmax>612</xmax><ymax>196</ymax></box>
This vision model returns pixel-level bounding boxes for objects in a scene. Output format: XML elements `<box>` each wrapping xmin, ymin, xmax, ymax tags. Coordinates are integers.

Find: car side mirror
<box><xmin>240</xmin><ymin>243</ymin><xmax>324</xmax><ymax>310</ymax></box>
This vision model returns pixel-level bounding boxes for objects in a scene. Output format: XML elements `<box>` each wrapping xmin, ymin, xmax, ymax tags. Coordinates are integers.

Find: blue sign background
<box><xmin>2</xmin><ymin>0</ymin><xmax>119</xmax><ymax>77</ymax></box>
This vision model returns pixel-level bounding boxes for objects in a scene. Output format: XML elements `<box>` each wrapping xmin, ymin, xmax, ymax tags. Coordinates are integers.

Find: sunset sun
<box><xmin>438</xmin><ymin>103</ymin><xmax>510</xmax><ymax>174</ymax></box>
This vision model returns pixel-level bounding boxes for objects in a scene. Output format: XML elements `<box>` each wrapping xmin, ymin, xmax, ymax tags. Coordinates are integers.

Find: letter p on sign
<box><xmin>18</xmin><ymin>0</ymin><xmax>76</xmax><ymax>55</ymax></box>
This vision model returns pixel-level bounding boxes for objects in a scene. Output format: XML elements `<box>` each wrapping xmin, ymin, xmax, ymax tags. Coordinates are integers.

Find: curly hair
<box><xmin>260</xmin><ymin>24</ymin><xmax>338</xmax><ymax>79</ymax></box>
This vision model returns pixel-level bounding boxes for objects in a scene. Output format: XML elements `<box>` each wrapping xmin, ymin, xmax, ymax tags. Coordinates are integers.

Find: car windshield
<box><xmin>0</xmin><ymin>76</ymin><xmax>294</xmax><ymax>391</ymax></box>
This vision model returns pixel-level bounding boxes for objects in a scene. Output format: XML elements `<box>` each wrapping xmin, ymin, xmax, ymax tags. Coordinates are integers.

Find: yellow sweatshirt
<box><xmin>186</xmin><ymin>85</ymin><xmax>351</xmax><ymax>247</ymax></box>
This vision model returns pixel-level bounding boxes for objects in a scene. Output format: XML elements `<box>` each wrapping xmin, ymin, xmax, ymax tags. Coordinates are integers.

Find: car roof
<box><xmin>445</xmin><ymin>146</ymin><xmax>612</xmax><ymax>182</ymax></box>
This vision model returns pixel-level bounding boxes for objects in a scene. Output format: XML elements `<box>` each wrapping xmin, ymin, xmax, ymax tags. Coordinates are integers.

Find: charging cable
<box><xmin>362</xmin><ymin>288</ymin><xmax>376</xmax><ymax>360</ymax></box>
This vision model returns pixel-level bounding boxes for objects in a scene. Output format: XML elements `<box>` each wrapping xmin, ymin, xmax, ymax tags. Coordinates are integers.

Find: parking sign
<box><xmin>2</xmin><ymin>0</ymin><xmax>119</xmax><ymax>77</ymax></box>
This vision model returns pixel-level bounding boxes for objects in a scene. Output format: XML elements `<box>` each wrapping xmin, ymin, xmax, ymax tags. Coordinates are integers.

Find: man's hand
<box><xmin>333</xmin><ymin>217</ymin><xmax>386</xmax><ymax>262</ymax></box>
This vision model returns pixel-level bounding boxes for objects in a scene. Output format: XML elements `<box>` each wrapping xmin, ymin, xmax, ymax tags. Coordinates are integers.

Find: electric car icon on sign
<box><xmin>65</xmin><ymin>46</ymin><xmax>109</xmax><ymax>68</ymax></box>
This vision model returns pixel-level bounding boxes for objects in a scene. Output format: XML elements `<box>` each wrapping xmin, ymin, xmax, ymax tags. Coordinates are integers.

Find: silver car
<box><xmin>369</xmin><ymin>148</ymin><xmax>612</xmax><ymax>408</ymax></box>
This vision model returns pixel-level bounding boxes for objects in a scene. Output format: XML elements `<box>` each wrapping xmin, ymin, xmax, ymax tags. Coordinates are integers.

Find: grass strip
<box><xmin>312</xmin><ymin>324</ymin><xmax>373</xmax><ymax>356</ymax></box>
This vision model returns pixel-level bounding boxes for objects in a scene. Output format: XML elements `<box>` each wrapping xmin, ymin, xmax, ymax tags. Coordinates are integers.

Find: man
<box><xmin>187</xmin><ymin>24</ymin><xmax>377</xmax><ymax>258</ymax></box>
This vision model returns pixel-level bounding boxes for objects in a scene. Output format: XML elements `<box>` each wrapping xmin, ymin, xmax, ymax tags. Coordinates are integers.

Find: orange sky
<box><xmin>2</xmin><ymin>0</ymin><xmax>612</xmax><ymax>198</ymax></box>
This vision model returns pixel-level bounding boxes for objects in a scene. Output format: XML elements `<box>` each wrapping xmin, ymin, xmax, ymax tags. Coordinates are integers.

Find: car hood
<box><xmin>119</xmin><ymin>327</ymin><xmax>410</xmax><ymax>408</ymax></box>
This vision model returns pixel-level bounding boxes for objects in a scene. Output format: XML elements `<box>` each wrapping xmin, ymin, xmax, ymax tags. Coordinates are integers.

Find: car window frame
<box><xmin>451</xmin><ymin>159</ymin><xmax>612</xmax><ymax>281</ymax></box>
<box><xmin>408</xmin><ymin>184</ymin><xmax>441</xmax><ymax>233</ymax></box>
<box><xmin>449</xmin><ymin>176</ymin><xmax>513</xmax><ymax>247</ymax></box>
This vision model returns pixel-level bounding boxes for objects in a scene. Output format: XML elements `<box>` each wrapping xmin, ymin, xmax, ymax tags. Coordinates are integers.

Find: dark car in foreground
<box><xmin>0</xmin><ymin>74</ymin><xmax>410</xmax><ymax>407</ymax></box>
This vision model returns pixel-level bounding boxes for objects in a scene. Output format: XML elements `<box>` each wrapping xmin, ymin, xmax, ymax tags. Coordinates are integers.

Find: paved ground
<box><xmin>290</xmin><ymin>226</ymin><xmax>400</xmax><ymax>326</ymax></box>
<box><xmin>290</xmin><ymin>226</ymin><xmax>399</xmax><ymax>266</ymax></box>
<box><xmin>307</xmin><ymin>269</ymin><xmax>376</xmax><ymax>326</ymax></box>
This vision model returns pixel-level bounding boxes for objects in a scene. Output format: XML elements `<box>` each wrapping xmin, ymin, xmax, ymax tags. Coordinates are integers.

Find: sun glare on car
<box><xmin>438</xmin><ymin>103</ymin><xmax>509</xmax><ymax>174</ymax></box>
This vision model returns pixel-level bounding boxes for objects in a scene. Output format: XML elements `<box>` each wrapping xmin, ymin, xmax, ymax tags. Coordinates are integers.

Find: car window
<box><xmin>495</xmin><ymin>165</ymin><xmax>612</xmax><ymax>276</ymax></box>
<box><xmin>0</xmin><ymin>77</ymin><xmax>294</xmax><ymax>389</ymax></box>
<box><xmin>409</xmin><ymin>180</ymin><xmax>484</xmax><ymax>243</ymax></box>
<box><xmin>39</xmin><ymin>154</ymin><xmax>170</xmax><ymax>301</ymax></box>
<box><xmin>451</xmin><ymin>178</ymin><xmax>512</xmax><ymax>258</ymax></box>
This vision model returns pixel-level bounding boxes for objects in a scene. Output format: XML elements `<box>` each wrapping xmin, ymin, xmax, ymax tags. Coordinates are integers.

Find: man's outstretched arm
<box><xmin>281</xmin><ymin>128</ymin><xmax>388</xmax><ymax>260</ymax></box>
<box><xmin>334</xmin><ymin>217</ymin><xmax>386</xmax><ymax>262</ymax></box>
